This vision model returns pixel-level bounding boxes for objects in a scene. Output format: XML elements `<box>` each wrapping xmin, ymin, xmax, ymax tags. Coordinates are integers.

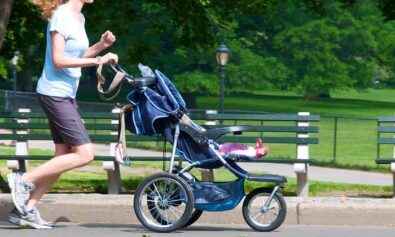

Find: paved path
<box><xmin>0</xmin><ymin>223</ymin><xmax>394</xmax><ymax>237</ymax></box>
<box><xmin>1</xmin><ymin>138</ymin><xmax>392</xmax><ymax>186</ymax></box>
<box><xmin>24</xmin><ymin>141</ymin><xmax>393</xmax><ymax>186</ymax></box>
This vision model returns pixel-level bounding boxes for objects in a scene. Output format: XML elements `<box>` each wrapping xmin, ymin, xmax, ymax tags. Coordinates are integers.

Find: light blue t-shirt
<box><xmin>36</xmin><ymin>5</ymin><xmax>89</xmax><ymax>99</ymax></box>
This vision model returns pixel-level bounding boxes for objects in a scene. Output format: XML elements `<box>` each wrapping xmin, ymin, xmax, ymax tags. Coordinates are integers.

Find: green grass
<box><xmin>1</xmin><ymin>156</ymin><xmax>392</xmax><ymax>197</ymax></box>
<box><xmin>198</xmin><ymin>90</ymin><xmax>395</xmax><ymax>117</ymax></box>
<box><xmin>192</xmin><ymin>88</ymin><xmax>395</xmax><ymax>172</ymax></box>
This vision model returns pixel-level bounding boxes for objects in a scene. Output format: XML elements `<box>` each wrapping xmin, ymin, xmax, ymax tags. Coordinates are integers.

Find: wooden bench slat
<box><xmin>375</xmin><ymin>159</ymin><xmax>395</xmax><ymax>164</ymax></box>
<box><xmin>191</xmin><ymin>113</ymin><xmax>320</xmax><ymax>121</ymax></box>
<box><xmin>218</xmin><ymin>137</ymin><xmax>319</xmax><ymax>144</ymax></box>
<box><xmin>0</xmin><ymin>112</ymin><xmax>118</xmax><ymax>119</ymax></box>
<box><xmin>378</xmin><ymin>138</ymin><xmax>395</xmax><ymax>144</ymax></box>
<box><xmin>378</xmin><ymin>126</ymin><xmax>395</xmax><ymax>133</ymax></box>
<box><xmin>0</xmin><ymin>155</ymin><xmax>313</xmax><ymax>164</ymax></box>
<box><xmin>0</xmin><ymin>134</ymin><xmax>318</xmax><ymax>144</ymax></box>
<box><xmin>378</xmin><ymin>116</ymin><xmax>395</xmax><ymax>122</ymax></box>
<box><xmin>0</xmin><ymin>123</ymin><xmax>119</xmax><ymax>130</ymax></box>
<box><xmin>0</xmin><ymin>112</ymin><xmax>320</xmax><ymax>121</ymax></box>
<box><xmin>203</xmin><ymin>125</ymin><xmax>319</xmax><ymax>133</ymax></box>
<box><xmin>0</xmin><ymin>123</ymin><xmax>319</xmax><ymax>133</ymax></box>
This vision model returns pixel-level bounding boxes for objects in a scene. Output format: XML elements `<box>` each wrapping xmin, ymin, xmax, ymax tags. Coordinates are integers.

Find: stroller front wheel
<box><xmin>242</xmin><ymin>187</ymin><xmax>287</xmax><ymax>232</ymax></box>
<box><xmin>134</xmin><ymin>172</ymin><xmax>194</xmax><ymax>232</ymax></box>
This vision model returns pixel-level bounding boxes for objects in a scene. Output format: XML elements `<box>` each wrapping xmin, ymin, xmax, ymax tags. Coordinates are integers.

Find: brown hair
<box><xmin>30</xmin><ymin>0</ymin><xmax>69</xmax><ymax>20</ymax></box>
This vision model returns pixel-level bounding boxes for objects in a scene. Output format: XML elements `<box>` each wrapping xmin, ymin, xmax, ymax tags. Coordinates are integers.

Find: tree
<box><xmin>0</xmin><ymin>0</ymin><xmax>14</xmax><ymax>78</ymax></box>
<box><xmin>267</xmin><ymin>0</ymin><xmax>395</xmax><ymax>99</ymax></box>
<box><xmin>0</xmin><ymin>0</ymin><xmax>13</xmax><ymax>49</ymax></box>
<box><xmin>0</xmin><ymin>0</ymin><xmax>45</xmax><ymax>90</ymax></box>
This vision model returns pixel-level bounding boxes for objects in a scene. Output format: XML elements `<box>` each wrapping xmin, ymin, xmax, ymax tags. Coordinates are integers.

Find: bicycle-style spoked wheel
<box><xmin>242</xmin><ymin>188</ymin><xmax>287</xmax><ymax>232</ymax></box>
<box><xmin>134</xmin><ymin>172</ymin><xmax>194</xmax><ymax>232</ymax></box>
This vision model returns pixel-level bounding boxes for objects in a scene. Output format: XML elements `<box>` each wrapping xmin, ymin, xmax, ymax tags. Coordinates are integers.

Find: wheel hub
<box><xmin>157</xmin><ymin>199</ymin><xmax>170</xmax><ymax>209</ymax></box>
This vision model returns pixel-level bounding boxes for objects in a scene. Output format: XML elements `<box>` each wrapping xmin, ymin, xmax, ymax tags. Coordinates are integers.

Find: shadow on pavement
<box><xmin>80</xmin><ymin>223</ymin><xmax>257</xmax><ymax>233</ymax></box>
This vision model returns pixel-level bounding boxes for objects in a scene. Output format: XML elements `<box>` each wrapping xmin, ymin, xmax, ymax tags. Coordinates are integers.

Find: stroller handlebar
<box><xmin>108</xmin><ymin>60</ymin><xmax>157</xmax><ymax>88</ymax></box>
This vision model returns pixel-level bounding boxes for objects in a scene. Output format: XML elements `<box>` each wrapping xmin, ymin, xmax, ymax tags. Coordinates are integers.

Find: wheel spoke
<box><xmin>168</xmin><ymin>206</ymin><xmax>182</xmax><ymax>220</ymax></box>
<box><xmin>167</xmin><ymin>198</ymin><xmax>185</xmax><ymax>204</ymax></box>
<box><xmin>253</xmin><ymin>211</ymin><xmax>262</xmax><ymax>220</ymax></box>
<box><xmin>165</xmin><ymin>186</ymin><xmax>180</xmax><ymax>201</ymax></box>
<box><xmin>152</xmin><ymin>182</ymin><xmax>162</xmax><ymax>200</ymax></box>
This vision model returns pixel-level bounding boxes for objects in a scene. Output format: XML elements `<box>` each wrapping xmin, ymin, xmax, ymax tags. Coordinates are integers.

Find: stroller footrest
<box><xmin>247</xmin><ymin>174</ymin><xmax>287</xmax><ymax>184</ymax></box>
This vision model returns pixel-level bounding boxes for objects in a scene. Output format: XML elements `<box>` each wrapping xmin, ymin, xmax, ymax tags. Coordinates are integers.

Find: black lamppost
<box><xmin>11</xmin><ymin>51</ymin><xmax>20</xmax><ymax>110</ymax></box>
<box><xmin>216</xmin><ymin>44</ymin><xmax>229</xmax><ymax>114</ymax></box>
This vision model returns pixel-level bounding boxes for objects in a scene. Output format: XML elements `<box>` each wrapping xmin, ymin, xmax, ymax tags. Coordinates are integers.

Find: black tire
<box><xmin>242</xmin><ymin>187</ymin><xmax>287</xmax><ymax>232</ymax></box>
<box><xmin>183</xmin><ymin>209</ymin><xmax>203</xmax><ymax>228</ymax></box>
<box><xmin>134</xmin><ymin>172</ymin><xmax>194</xmax><ymax>232</ymax></box>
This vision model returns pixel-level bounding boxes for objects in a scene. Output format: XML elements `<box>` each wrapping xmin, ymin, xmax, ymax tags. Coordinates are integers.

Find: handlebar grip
<box><xmin>108</xmin><ymin>60</ymin><xmax>130</xmax><ymax>78</ymax></box>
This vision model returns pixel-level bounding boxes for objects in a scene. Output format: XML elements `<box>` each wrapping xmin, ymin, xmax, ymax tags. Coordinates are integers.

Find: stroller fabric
<box><xmin>125</xmin><ymin>70</ymin><xmax>187</xmax><ymax>136</ymax></box>
<box><xmin>188</xmin><ymin>178</ymin><xmax>245</xmax><ymax>211</ymax></box>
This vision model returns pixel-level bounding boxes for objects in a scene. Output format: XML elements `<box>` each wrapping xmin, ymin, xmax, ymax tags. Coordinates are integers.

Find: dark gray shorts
<box><xmin>38</xmin><ymin>94</ymin><xmax>91</xmax><ymax>147</ymax></box>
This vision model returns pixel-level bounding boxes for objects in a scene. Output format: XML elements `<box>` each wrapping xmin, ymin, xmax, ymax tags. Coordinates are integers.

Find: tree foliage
<box><xmin>0</xmin><ymin>0</ymin><xmax>394</xmax><ymax>100</ymax></box>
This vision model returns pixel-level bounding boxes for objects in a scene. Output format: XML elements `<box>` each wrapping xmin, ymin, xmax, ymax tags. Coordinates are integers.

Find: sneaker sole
<box><xmin>8</xmin><ymin>214</ymin><xmax>53</xmax><ymax>229</ymax></box>
<box><xmin>7</xmin><ymin>173</ymin><xmax>25</xmax><ymax>215</ymax></box>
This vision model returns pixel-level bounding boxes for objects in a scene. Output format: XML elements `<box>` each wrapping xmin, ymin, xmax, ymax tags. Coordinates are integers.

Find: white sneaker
<box><xmin>7</xmin><ymin>172</ymin><xmax>35</xmax><ymax>214</ymax></box>
<box><xmin>8</xmin><ymin>207</ymin><xmax>53</xmax><ymax>229</ymax></box>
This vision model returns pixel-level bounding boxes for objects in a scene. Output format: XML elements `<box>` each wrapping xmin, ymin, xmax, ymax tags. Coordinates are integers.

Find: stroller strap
<box><xmin>116</xmin><ymin>104</ymin><xmax>134</xmax><ymax>166</ymax></box>
<box><xmin>96</xmin><ymin>59</ymin><xmax>125</xmax><ymax>101</ymax></box>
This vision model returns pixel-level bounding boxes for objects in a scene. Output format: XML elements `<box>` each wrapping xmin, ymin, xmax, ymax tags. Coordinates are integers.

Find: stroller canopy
<box><xmin>125</xmin><ymin>69</ymin><xmax>220</xmax><ymax>168</ymax></box>
<box><xmin>126</xmin><ymin>70</ymin><xmax>187</xmax><ymax>136</ymax></box>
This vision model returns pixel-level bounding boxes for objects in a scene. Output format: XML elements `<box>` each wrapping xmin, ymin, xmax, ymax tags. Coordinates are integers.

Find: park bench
<box><xmin>193</xmin><ymin>111</ymin><xmax>319</xmax><ymax>197</ymax></box>
<box><xmin>0</xmin><ymin>109</ymin><xmax>319</xmax><ymax>197</ymax></box>
<box><xmin>0</xmin><ymin>108</ymin><xmax>166</xmax><ymax>194</ymax></box>
<box><xmin>375</xmin><ymin>115</ymin><xmax>395</xmax><ymax>197</ymax></box>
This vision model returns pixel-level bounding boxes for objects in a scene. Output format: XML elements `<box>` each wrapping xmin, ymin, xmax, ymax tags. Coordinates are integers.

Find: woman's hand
<box><xmin>99</xmin><ymin>30</ymin><xmax>116</xmax><ymax>49</ymax></box>
<box><xmin>101</xmin><ymin>52</ymin><xmax>119</xmax><ymax>64</ymax></box>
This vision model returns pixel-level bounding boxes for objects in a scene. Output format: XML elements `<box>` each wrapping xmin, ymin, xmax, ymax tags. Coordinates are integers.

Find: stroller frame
<box><xmin>104</xmin><ymin>62</ymin><xmax>287</xmax><ymax>233</ymax></box>
<box><xmin>171</xmin><ymin>122</ymin><xmax>285</xmax><ymax>207</ymax></box>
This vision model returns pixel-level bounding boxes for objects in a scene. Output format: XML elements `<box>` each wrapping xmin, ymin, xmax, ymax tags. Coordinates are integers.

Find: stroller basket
<box><xmin>189</xmin><ymin>178</ymin><xmax>244</xmax><ymax>211</ymax></box>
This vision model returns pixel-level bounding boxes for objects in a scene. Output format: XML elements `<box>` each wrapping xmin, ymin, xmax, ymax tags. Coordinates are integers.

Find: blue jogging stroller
<box><xmin>103</xmin><ymin>62</ymin><xmax>287</xmax><ymax>233</ymax></box>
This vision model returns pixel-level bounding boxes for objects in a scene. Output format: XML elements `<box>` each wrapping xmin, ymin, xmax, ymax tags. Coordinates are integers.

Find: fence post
<box><xmin>8</xmin><ymin>108</ymin><xmax>30</xmax><ymax>172</ymax></box>
<box><xmin>294</xmin><ymin>112</ymin><xmax>310</xmax><ymax>197</ymax></box>
<box><xmin>102</xmin><ymin>108</ymin><xmax>122</xmax><ymax>194</ymax></box>
<box><xmin>333</xmin><ymin>116</ymin><xmax>338</xmax><ymax>163</ymax></box>
<box><xmin>200</xmin><ymin>110</ymin><xmax>217</xmax><ymax>181</ymax></box>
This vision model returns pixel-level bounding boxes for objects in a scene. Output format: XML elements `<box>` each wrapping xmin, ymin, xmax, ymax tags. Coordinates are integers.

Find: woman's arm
<box><xmin>84</xmin><ymin>30</ymin><xmax>116</xmax><ymax>58</ymax></box>
<box><xmin>52</xmin><ymin>31</ymin><xmax>117</xmax><ymax>69</ymax></box>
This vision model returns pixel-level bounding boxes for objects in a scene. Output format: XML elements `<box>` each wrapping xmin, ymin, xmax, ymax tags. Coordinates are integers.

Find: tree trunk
<box><xmin>303</xmin><ymin>92</ymin><xmax>319</xmax><ymax>101</ymax></box>
<box><xmin>303</xmin><ymin>91</ymin><xmax>331</xmax><ymax>100</ymax></box>
<box><xmin>0</xmin><ymin>0</ymin><xmax>14</xmax><ymax>49</ymax></box>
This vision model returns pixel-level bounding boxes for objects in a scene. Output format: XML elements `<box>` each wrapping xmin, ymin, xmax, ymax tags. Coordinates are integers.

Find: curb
<box><xmin>1</xmin><ymin>194</ymin><xmax>395</xmax><ymax>226</ymax></box>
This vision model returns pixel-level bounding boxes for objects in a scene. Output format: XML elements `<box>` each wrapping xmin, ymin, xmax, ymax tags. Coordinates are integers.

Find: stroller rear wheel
<box><xmin>134</xmin><ymin>172</ymin><xmax>194</xmax><ymax>232</ymax></box>
<box><xmin>242</xmin><ymin>187</ymin><xmax>287</xmax><ymax>232</ymax></box>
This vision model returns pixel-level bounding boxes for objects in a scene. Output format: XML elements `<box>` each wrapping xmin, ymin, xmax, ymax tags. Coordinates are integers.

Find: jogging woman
<box><xmin>7</xmin><ymin>0</ymin><xmax>118</xmax><ymax>229</ymax></box>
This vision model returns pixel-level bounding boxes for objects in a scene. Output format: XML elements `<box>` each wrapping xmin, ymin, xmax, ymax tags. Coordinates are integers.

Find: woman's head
<box><xmin>30</xmin><ymin>0</ymin><xmax>94</xmax><ymax>20</ymax></box>
<box><xmin>30</xmin><ymin>0</ymin><xmax>69</xmax><ymax>19</ymax></box>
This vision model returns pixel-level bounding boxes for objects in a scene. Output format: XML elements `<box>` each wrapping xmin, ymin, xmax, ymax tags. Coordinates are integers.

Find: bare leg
<box><xmin>228</xmin><ymin>147</ymin><xmax>256</xmax><ymax>157</ymax></box>
<box><xmin>25</xmin><ymin>144</ymin><xmax>70</xmax><ymax>209</ymax></box>
<box><xmin>21</xmin><ymin>143</ymin><xmax>94</xmax><ymax>207</ymax></box>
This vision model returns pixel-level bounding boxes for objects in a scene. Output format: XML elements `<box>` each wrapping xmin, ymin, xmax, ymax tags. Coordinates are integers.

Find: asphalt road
<box><xmin>0</xmin><ymin>223</ymin><xmax>394</xmax><ymax>237</ymax></box>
